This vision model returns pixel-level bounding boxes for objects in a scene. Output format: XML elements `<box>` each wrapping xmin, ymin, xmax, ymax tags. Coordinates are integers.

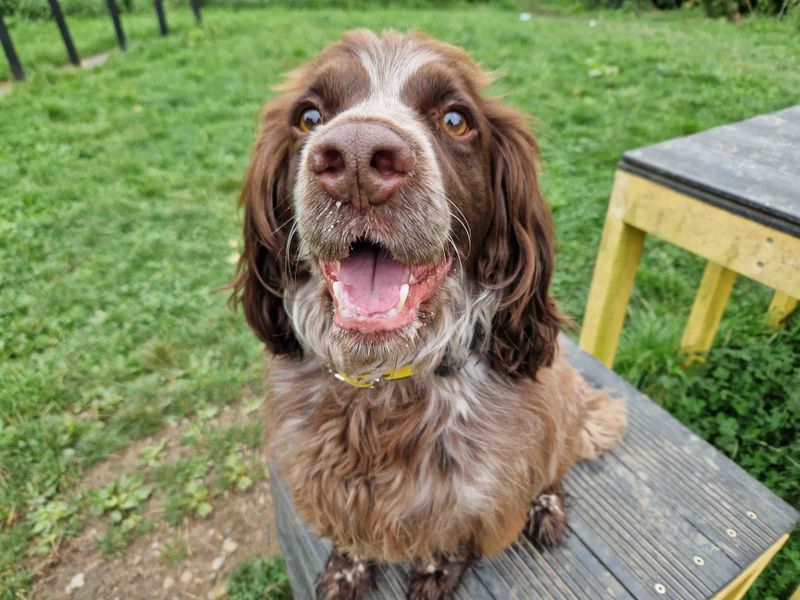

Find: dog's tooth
<box><xmin>397</xmin><ymin>284</ymin><xmax>409</xmax><ymax>311</ymax></box>
<box><xmin>332</xmin><ymin>281</ymin><xmax>344</xmax><ymax>304</ymax></box>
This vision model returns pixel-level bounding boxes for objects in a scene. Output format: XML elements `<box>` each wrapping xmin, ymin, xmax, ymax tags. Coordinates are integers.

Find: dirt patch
<box><xmin>32</xmin><ymin>479</ymin><xmax>279</xmax><ymax>600</ymax></box>
<box><xmin>79</xmin><ymin>386</ymin><xmax>264</xmax><ymax>494</ymax></box>
<box><xmin>31</xmin><ymin>393</ymin><xmax>281</xmax><ymax>600</ymax></box>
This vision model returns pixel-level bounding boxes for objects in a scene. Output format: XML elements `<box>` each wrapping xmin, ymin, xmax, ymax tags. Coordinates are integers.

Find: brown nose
<box><xmin>307</xmin><ymin>122</ymin><xmax>415</xmax><ymax>210</ymax></box>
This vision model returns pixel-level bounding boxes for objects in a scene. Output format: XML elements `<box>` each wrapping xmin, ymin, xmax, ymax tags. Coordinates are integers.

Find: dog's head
<box><xmin>233</xmin><ymin>30</ymin><xmax>561</xmax><ymax>378</ymax></box>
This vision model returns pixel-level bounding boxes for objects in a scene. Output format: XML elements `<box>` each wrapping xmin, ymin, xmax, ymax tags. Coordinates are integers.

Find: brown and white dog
<box><xmin>232</xmin><ymin>30</ymin><xmax>626</xmax><ymax>600</ymax></box>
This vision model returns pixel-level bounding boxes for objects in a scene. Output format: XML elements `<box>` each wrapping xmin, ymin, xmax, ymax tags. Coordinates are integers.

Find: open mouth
<box><xmin>319</xmin><ymin>240</ymin><xmax>452</xmax><ymax>334</ymax></box>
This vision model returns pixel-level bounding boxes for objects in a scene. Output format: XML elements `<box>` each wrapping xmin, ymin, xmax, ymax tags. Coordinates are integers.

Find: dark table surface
<box><xmin>619</xmin><ymin>105</ymin><xmax>800</xmax><ymax>238</ymax></box>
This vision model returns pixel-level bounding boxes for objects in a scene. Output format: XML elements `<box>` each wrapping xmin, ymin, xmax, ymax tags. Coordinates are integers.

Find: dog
<box><xmin>232</xmin><ymin>29</ymin><xmax>626</xmax><ymax>600</ymax></box>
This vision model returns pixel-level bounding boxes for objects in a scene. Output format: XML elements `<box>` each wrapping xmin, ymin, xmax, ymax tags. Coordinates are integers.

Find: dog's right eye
<box><xmin>298</xmin><ymin>108</ymin><xmax>323</xmax><ymax>132</ymax></box>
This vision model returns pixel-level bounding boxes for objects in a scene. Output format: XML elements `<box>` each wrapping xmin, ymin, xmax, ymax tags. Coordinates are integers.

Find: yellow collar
<box><xmin>332</xmin><ymin>364</ymin><xmax>415</xmax><ymax>389</ymax></box>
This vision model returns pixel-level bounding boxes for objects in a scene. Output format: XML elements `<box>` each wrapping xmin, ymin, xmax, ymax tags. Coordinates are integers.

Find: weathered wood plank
<box><xmin>568</xmin><ymin>460</ymin><xmax>730</xmax><ymax>598</ymax></box>
<box><xmin>565</xmin><ymin>339</ymin><xmax>798</xmax><ymax>538</ymax></box>
<box><xmin>614</xmin><ymin>171</ymin><xmax>800</xmax><ymax>300</ymax></box>
<box><xmin>767</xmin><ymin>291</ymin><xmax>798</xmax><ymax>327</ymax></box>
<box><xmin>273</xmin><ymin>493</ymin><xmax>319</xmax><ymax>597</ymax></box>
<box><xmin>620</xmin><ymin>105</ymin><xmax>800</xmax><ymax>235</ymax></box>
<box><xmin>680</xmin><ymin>261</ymin><xmax>737</xmax><ymax>362</ymax></box>
<box><xmin>621</xmin><ymin>413</ymin><xmax>786</xmax><ymax>554</ymax></box>
<box><xmin>623</xmin><ymin>141</ymin><xmax>800</xmax><ymax>225</ymax></box>
<box><xmin>269</xmin><ymin>337</ymin><xmax>799</xmax><ymax>599</ymax></box>
<box><xmin>578</xmin><ymin>170</ymin><xmax>647</xmax><ymax>367</ymax></box>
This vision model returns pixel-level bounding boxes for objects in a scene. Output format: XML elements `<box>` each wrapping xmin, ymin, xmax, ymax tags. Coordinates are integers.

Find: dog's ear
<box><xmin>231</xmin><ymin>97</ymin><xmax>306</xmax><ymax>357</ymax></box>
<box><xmin>476</xmin><ymin>101</ymin><xmax>563</xmax><ymax>378</ymax></box>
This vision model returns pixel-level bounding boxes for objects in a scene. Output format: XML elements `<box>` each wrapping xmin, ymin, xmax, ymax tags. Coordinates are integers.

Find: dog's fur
<box><xmin>233</xmin><ymin>30</ymin><xmax>626</xmax><ymax>599</ymax></box>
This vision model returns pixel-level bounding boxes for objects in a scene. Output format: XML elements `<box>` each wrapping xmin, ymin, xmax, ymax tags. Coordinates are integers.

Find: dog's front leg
<box><xmin>407</xmin><ymin>547</ymin><xmax>475</xmax><ymax>600</ymax></box>
<box><xmin>524</xmin><ymin>482</ymin><xmax>567</xmax><ymax>547</ymax></box>
<box><xmin>316</xmin><ymin>547</ymin><xmax>376</xmax><ymax>600</ymax></box>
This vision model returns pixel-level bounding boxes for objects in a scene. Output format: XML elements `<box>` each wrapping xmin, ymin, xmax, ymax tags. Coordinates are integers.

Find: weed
<box><xmin>26</xmin><ymin>496</ymin><xmax>81</xmax><ymax>556</ymax></box>
<box><xmin>227</xmin><ymin>555</ymin><xmax>292</xmax><ymax>600</ymax></box>
<box><xmin>137</xmin><ymin>439</ymin><xmax>168</xmax><ymax>468</ymax></box>
<box><xmin>87</xmin><ymin>473</ymin><xmax>153</xmax><ymax>527</ymax></box>
<box><xmin>222</xmin><ymin>450</ymin><xmax>257</xmax><ymax>492</ymax></box>
<box><xmin>161</xmin><ymin>537</ymin><xmax>189</xmax><ymax>567</ymax></box>
<box><xmin>98</xmin><ymin>517</ymin><xmax>153</xmax><ymax>556</ymax></box>
<box><xmin>155</xmin><ymin>457</ymin><xmax>213</xmax><ymax>524</ymax></box>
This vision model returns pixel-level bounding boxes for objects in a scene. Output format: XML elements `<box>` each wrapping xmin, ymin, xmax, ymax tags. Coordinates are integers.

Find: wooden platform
<box><xmin>619</xmin><ymin>105</ymin><xmax>800</xmax><ymax>238</ymax></box>
<box><xmin>580</xmin><ymin>106</ymin><xmax>800</xmax><ymax>366</ymax></box>
<box><xmin>269</xmin><ymin>337</ymin><xmax>798</xmax><ymax>599</ymax></box>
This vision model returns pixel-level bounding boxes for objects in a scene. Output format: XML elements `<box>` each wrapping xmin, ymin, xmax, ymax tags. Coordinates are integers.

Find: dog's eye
<box><xmin>298</xmin><ymin>108</ymin><xmax>323</xmax><ymax>132</ymax></box>
<box><xmin>441</xmin><ymin>110</ymin><xmax>469</xmax><ymax>137</ymax></box>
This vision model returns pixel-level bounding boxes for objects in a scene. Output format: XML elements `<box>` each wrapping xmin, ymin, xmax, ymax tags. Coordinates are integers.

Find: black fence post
<box><xmin>106</xmin><ymin>0</ymin><xmax>126</xmax><ymax>50</ymax></box>
<box><xmin>154</xmin><ymin>0</ymin><xmax>168</xmax><ymax>36</ymax></box>
<box><xmin>0</xmin><ymin>15</ymin><xmax>25</xmax><ymax>81</ymax></box>
<box><xmin>48</xmin><ymin>0</ymin><xmax>80</xmax><ymax>66</ymax></box>
<box><xmin>189</xmin><ymin>0</ymin><xmax>201</xmax><ymax>24</ymax></box>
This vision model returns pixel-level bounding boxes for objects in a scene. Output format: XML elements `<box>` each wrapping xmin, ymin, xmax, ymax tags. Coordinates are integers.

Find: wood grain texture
<box><xmin>619</xmin><ymin>105</ymin><xmax>800</xmax><ymax>237</ymax></box>
<box><xmin>268</xmin><ymin>337</ymin><xmax>798</xmax><ymax>599</ymax></box>
<box><xmin>578</xmin><ymin>170</ymin><xmax>646</xmax><ymax>367</ymax></box>
<box><xmin>582</xmin><ymin>108</ymin><xmax>800</xmax><ymax>367</ymax></box>
<box><xmin>616</xmin><ymin>171</ymin><xmax>800</xmax><ymax>299</ymax></box>
<box><xmin>680</xmin><ymin>261</ymin><xmax>737</xmax><ymax>362</ymax></box>
<box><xmin>767</xmin><ymin>291</ymin><xmax>798</xmax><ymax>327</ymax></box>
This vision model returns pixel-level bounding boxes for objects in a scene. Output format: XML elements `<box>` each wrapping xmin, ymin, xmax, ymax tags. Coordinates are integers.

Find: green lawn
<box><xmin>1</xmin><ymin>5</ymin><xmax>799</xmax><ymax>599</ymax></box>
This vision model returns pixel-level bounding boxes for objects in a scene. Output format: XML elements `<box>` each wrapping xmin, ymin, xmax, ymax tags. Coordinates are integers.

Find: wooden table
<box><xmin>269</xmin><ymin>337</ymin><xmax>798</xmax><ymax>600</ymax></box>
<box><xmin>579</xmin><ymin>106</ymin><xmax>800</xmax><ymax>366</ymax></box>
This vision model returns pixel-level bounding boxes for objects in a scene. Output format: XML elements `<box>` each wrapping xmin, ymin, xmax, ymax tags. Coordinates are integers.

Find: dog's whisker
<box><xmin>429</xmin><ymin>188</ymin><xmax>472</xmax><ymax>255</ymax></box>
<box><xmin>272</xmin><ymin>215</ymin><xmax>296</xmax><ymax>236</ymax></box>
<box><xmin>284</xmin><ymin>219</ymin><xmax>302</xmax><ymax>289</ymax></box>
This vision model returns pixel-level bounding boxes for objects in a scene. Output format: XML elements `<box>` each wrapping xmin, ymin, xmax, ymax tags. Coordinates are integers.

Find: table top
<box><xmin>619</xmin><ymin>105</ymin><xmax>800</xmax><ymax>238</ymax></box>
<box><xmin>269</xmin><ymin>337</ymin><xmax>799</xmax><ymax>599</ymax></box>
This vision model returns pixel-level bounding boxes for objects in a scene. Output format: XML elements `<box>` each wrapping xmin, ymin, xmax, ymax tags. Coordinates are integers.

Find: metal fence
<box><xmin>0</xmin><ymin>0</ymin><xmax>202</xmax><ymax>81</ymax></box>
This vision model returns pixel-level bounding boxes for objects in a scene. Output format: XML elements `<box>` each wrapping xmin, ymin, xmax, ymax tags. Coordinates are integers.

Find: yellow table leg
<box><xmin>767</xmin><ymin>291</ymin><xmax>798</xmax><ymax>328</ymax></box>
<box><xmin>789</xmin><ymin>582</ymin><xmax>800</xmax><ymax>600</ymax></box>
<box><xmin>579</xmin><ymin>173</ymin><xmax>646</xmax><ymax>368</ymax></box>
<box><xmin>680</xmin><ymin>261</ymin><xmax>737</xmax><ymax>364</ymax></box>
<box><xmin>713</xmin><ymin>534</ymin><xmax>789</xmax><ymax>600</ymax></box>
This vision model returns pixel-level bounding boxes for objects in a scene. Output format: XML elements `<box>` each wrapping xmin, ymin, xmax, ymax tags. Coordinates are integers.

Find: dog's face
<box><xmin>234</xmin><ymin>30</ymin><xmax>561</xmax><ymax>378</ymax></box>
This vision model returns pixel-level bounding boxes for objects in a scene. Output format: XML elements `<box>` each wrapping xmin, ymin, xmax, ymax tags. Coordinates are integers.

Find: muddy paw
<box><xmin>407</xmin><ymin>554</ymin><xmax>473</xmax><ymax>600</ymax></box>
<box><xmin>524</xmin><ymin>489</ymin><xmax>567</xmax><ymax>547</ymax></box>
<box><xmin>316</xmin><ymin>549</ymin><xmax>375</xmax><ymax>600</ymax></box>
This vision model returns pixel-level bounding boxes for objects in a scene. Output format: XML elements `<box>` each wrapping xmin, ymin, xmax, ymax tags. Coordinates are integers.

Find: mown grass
<box><xmin>1</xmin><ymin>5</ymin><xmax>798</xmax><ymax>599</ymax></box>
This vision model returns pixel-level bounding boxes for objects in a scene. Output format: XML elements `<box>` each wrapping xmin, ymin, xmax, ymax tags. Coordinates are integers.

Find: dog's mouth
<box><xmin>319</xmin><ymin>240</ymin><xmax>452</xmax><ymax>334</ymax></box>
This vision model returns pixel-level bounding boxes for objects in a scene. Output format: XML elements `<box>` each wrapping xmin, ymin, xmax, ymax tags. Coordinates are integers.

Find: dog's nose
<box><xmin>307</xmin><ymin>122</ymin><xmax>415</xmax><ymax>210</ymax></box>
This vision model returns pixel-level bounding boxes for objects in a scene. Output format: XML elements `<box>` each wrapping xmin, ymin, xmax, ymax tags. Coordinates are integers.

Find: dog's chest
<box><xmin>278</xmin><ymin>382</ymin><xmax>472</xmax><ymax>485</ymax></box>
<box><xmin>269</xmin><ymin>374</ymin><xmax>529</xmax><ymax>554</ymax></box>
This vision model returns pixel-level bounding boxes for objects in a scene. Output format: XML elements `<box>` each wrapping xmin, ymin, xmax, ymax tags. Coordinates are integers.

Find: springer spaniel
<box><xmin>233</xmin><ymin>30</ymin><xmax>626</xmax><ymax>600</ymax></box>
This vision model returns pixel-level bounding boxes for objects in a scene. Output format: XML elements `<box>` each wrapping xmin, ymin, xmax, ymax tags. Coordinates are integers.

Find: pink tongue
<box><xmin>339</xmin><ymin>247</ymin><xmax>408</xmax><ymax>314</ymax></box>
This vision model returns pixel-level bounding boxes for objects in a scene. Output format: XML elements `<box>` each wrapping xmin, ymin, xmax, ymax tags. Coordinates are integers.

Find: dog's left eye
<box><xmin>298</xmin><ymin>108</ymin><xmax>323</xmax><ymax>132</ymax></box>
<box><xmin>441</xmin><ymin>110</ymin><xmax>469</xmax><ymax>137</ymax></box>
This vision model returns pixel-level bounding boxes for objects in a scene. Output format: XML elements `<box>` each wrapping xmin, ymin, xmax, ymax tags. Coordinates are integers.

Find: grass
<box><xmin>1</xmin><ymin>4</ymin><xmax>799</xmax><ymax>599</ymax></box>
<box><xmin>227</xmin><ymin>555</ymin><xmax>292</xmax><ymax>600</ymax></box>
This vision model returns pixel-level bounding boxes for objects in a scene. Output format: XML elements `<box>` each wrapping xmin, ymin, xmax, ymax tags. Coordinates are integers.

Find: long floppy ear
<box><xmin>231</xmin><ymin>97</ymin><xmax>306</xmax><ymax>357</ymax></box>
<box><xmin>477</xmin><ymin>101</ymin><xmax>563</xmax><ymax>378</ymax></box>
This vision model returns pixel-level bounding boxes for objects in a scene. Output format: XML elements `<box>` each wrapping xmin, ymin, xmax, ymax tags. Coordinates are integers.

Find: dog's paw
<box><xmin>316</xmin><ymin>549</ymin><xmax>375</xmax><ymax>600</ymax></box>
<box><xmin>524</xmin><ymin>489</ymin><xmax>567</xmax><ymax>547</ymax></box>
<box><xmin>407</xmin><ymin>554</ymin><xmax>474</xmax><ymax>600</ymax></box>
